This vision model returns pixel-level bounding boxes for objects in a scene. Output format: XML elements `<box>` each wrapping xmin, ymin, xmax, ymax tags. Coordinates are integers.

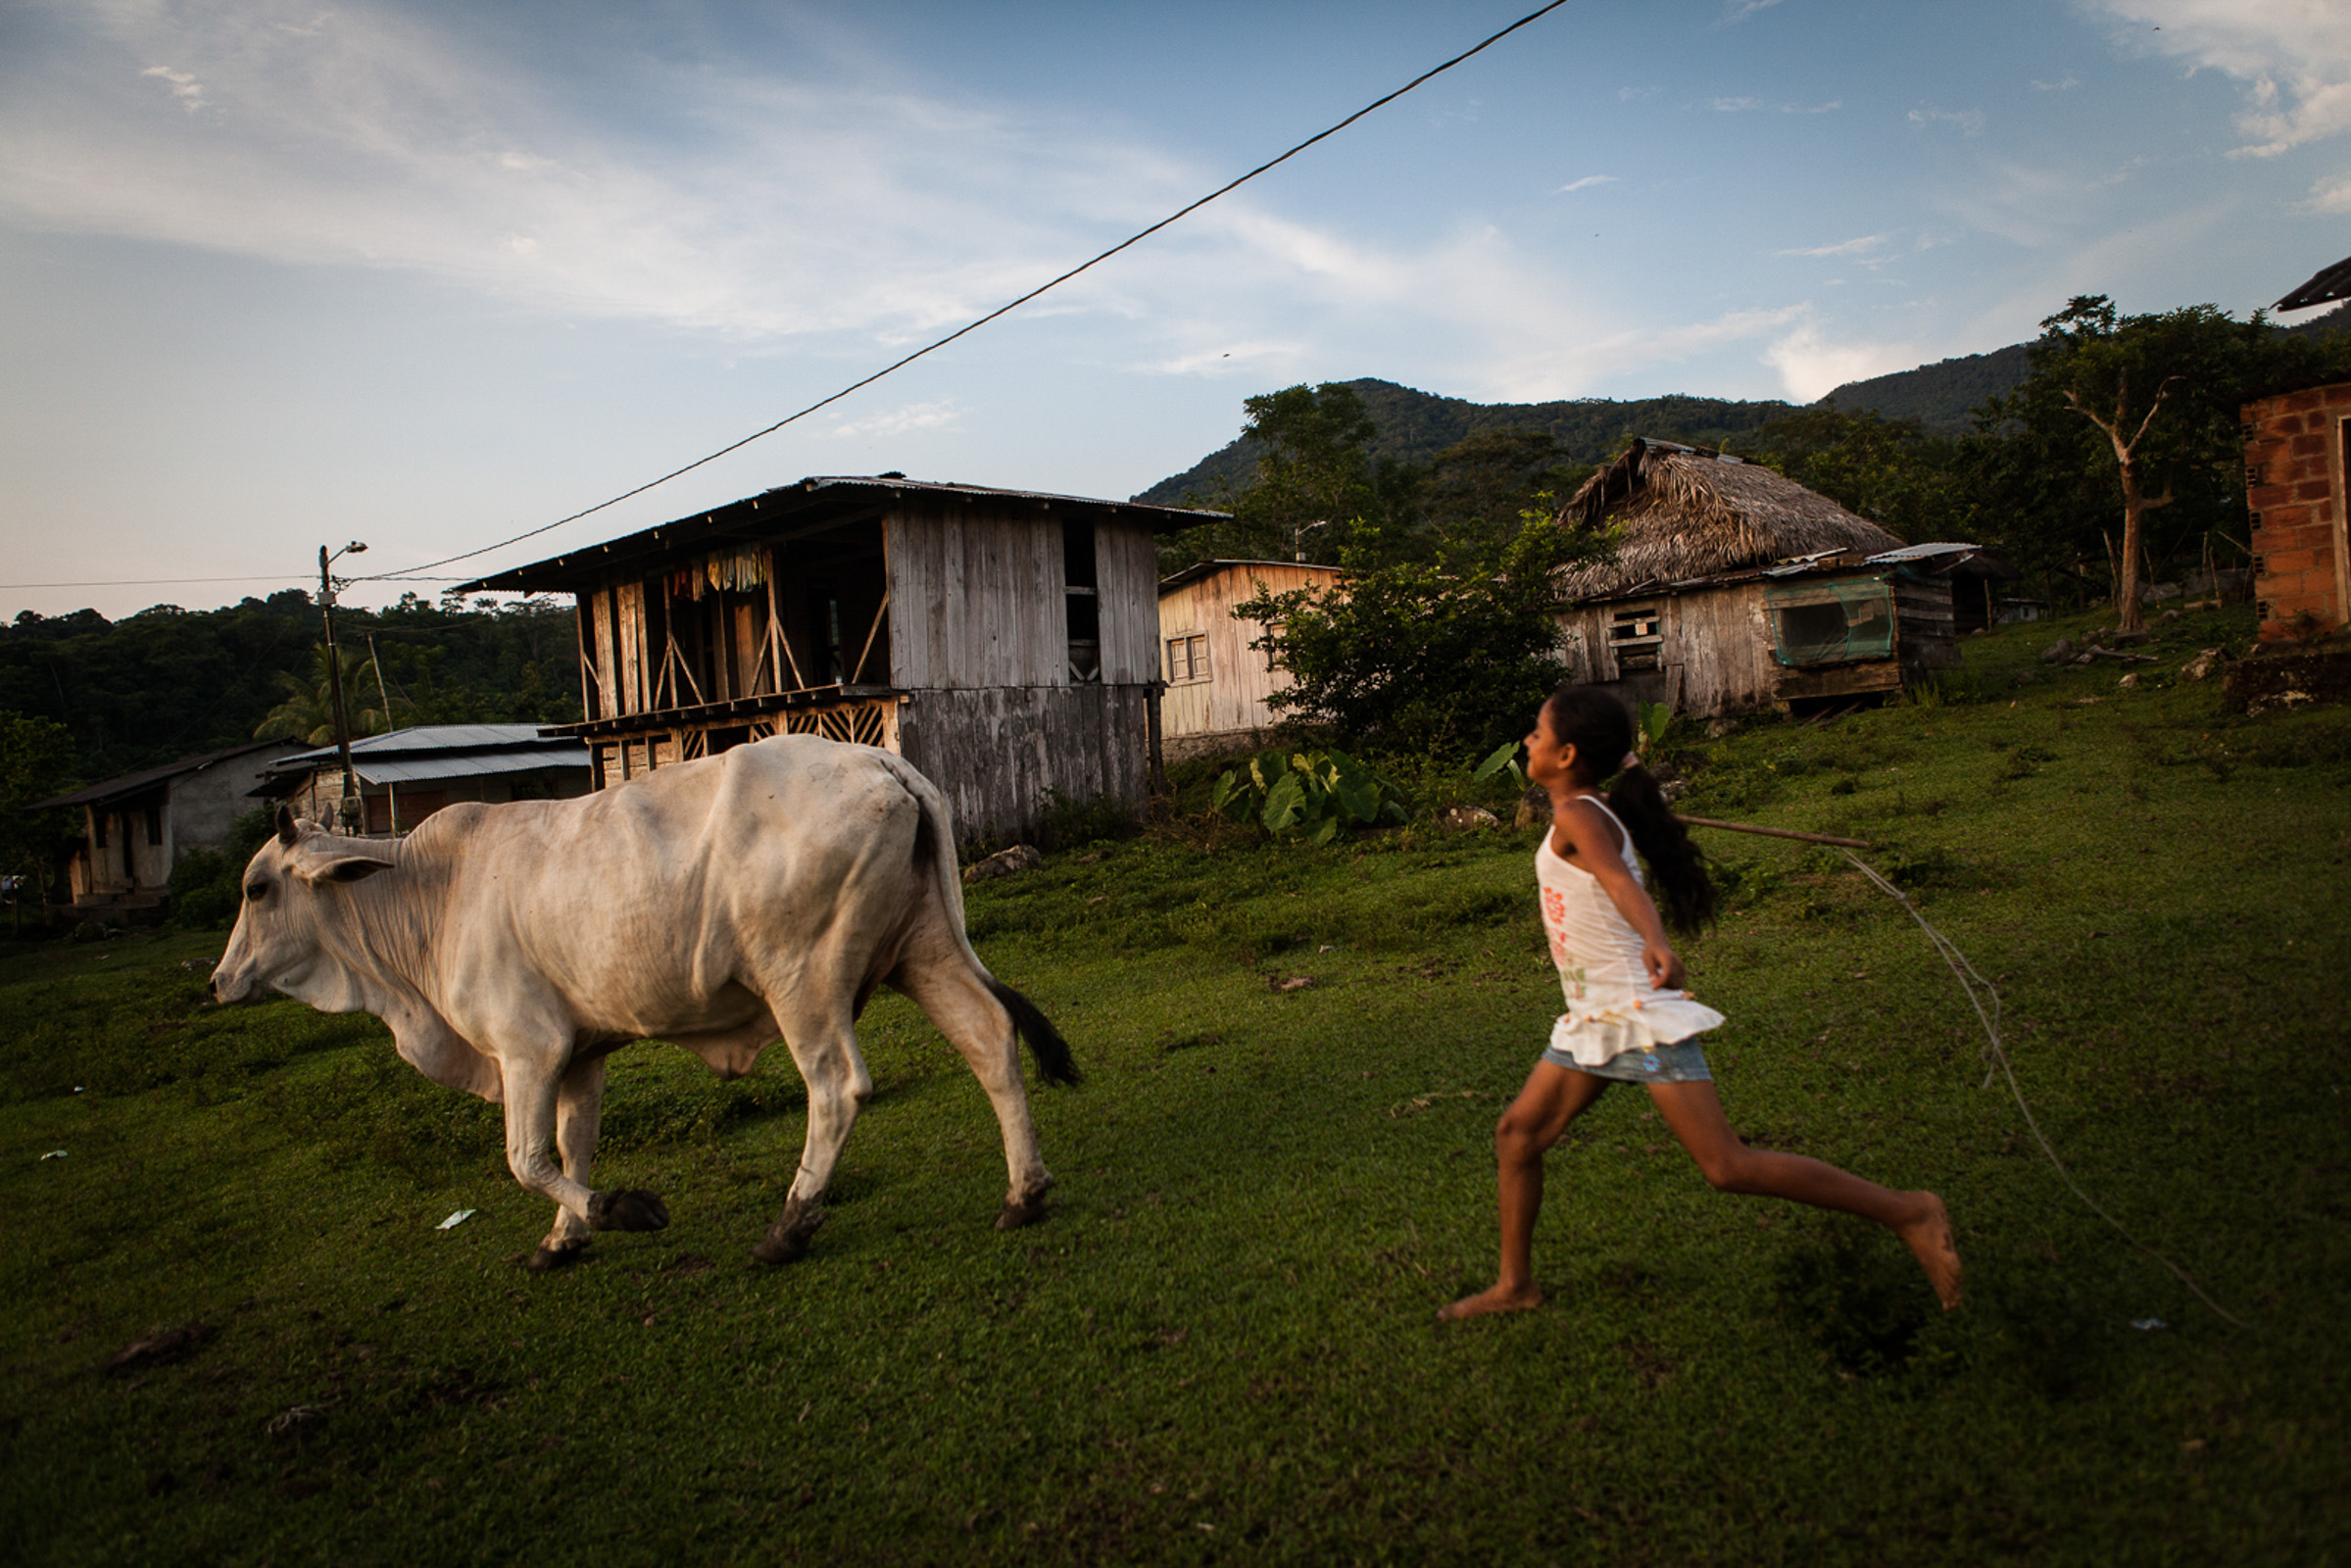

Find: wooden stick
<box><xmin>1675</xmin><ymin>814</ymin><xmax>1873</xmax><ymax>850</ymax></box>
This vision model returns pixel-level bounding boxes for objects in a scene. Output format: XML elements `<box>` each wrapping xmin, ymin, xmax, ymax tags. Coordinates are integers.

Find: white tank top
<box><xmin>1535</xmin><ymin>796</ymin><xmax>1653</xmax><ymax>999</ymax></box>
<box><xmin>1534</xmin><ymin>794</ymin><xmax>1727</xmax><ymax>1065</ymax></box>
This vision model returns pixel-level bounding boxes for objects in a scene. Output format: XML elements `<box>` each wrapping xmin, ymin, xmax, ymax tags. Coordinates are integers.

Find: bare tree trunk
<box><xmin>2067</xmin><ymin>371</ymin><xmax>2177</xmax><ymax>635</ymax></box>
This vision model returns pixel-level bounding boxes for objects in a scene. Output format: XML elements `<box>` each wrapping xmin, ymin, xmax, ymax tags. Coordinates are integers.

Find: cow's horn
<box><xmin>275</xmin><ymin>805</ymin><xmax>300</xmax><ymax>847</ymax></box>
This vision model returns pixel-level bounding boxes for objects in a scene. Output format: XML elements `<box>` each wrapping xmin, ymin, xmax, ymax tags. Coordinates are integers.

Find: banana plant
<box><xmin>1210</xmin><ymin>750</ymin><xmax>1410</xmax><ymax>845</ymax></box>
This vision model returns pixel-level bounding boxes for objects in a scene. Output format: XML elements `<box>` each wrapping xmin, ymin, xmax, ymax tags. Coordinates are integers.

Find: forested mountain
<box><xmin>1819</xmin><ymin>346</ymin><xmax>2033</xmax><ymax>433</ymax></box>
<box><xmin>1143</xmin><ymin>303</ymin><xmax>2351</xmax><ymax>503</ymax></box>
<box><xmin>1133</xmin><ymin>379</ymin><xmax>1801</xmax><ymax>506</ymax></box>
<box><xmin>0</xmin><ymin>593</ymin><xmax>580</xmax><ymax>785</ymax></box>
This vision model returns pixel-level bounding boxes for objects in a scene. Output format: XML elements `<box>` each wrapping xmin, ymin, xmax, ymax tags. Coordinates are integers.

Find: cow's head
<box><xmin>211</xmin><ymin>807</ymin><xmax>402</xmax><ymax>1006</ymax></box>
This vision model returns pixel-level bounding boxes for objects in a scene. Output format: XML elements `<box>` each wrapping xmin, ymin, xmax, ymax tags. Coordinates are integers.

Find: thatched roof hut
<box><xmin>1554</xmin><ymin>438</ymin><xmax>1903</xmax><ymax>601</ymax></box>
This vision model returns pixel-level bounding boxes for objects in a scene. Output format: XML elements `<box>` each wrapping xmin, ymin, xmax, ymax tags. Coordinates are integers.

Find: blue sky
<box><xmin>4</xmin><ymin>0</ymin><xmax>2348</xmax><ymax>617</ymax></box>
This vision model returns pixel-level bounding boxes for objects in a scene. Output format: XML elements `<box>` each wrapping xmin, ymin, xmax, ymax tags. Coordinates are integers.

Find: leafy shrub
<box><xmin>168</xmin><ymin>806</ymin><xmax>277</xmax><ymax>930</ymax></box>
<box><xmin>1209</xmin><ymin>751</ymin><xmax>1409</xmax><ymax>845</ymax></box>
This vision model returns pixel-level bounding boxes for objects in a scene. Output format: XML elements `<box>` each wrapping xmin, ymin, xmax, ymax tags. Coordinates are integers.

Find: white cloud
<box><xmin>1719</xmin><ymin>0</ymin><xmax>1787</xmax><ymax>24</ymax></box>
<box><xmin>1909</xmin><ymin>105</ymin><xmax>1986</xmax><ymax>136</ymax></box>
<box><xmin>2307</xmin><ymin>172</ymin><xmax>2351</xmax><ymax>213</ymax></box>
<box><xmin>2032</xmin><ymin>74</ymin><xmax>2082</xmax><ymax>91</ymax></box>
<box><xmin>0</xmin><ymin>0</ymin><xmax>1211</xmax><ymax>342</ymax></box>
<box><xmin>1778</xmin><ymin>233</ymin><xmax>1891</xmax><ymax>258</ymax></box>
<box><xmin>1553</xmin><ymin>174</ymin><xmax>1617</xmax><ymax>194</ymax></box>
<box><xmin>1617</xmin><ymin>84</ymin><xmax>1657</xmax><ymax>101</ymax></box>
<box><xmin>1781</xmin><ymin>100</ymin><xmax>1842</xmax><ymax>115</ymax></box>
<box><xmin>1710</xmin><ymin>96</ymin><xmax>1764</xmax><ymax>113</ymax></box>
<box><xmin>2090</xmin><ymin>1</ymin><xmax>2351</xmax><ymax>155</ymax></box>
<box><xmin>1763</xmin><ymin>319</ymin><xmax>1919</xmax><ymax>401</ymax></box>
<box><xmin>828</xmin><ymin>400</ymin><xmax>959</xmax><ymax>439</ymax></box>
<box><xmin>140</xmin><ymin>64</ymin><xmax>204</xmax><ymax>112</ymax></box>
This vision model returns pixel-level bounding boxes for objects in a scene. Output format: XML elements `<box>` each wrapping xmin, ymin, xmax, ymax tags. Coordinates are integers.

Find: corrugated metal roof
<box><xmin>270</xmin><ymin>724</ymin><xmax>558</xmax><ymax>767</ymax></box>
<box><xmin>351</xmin><ymin>746</ymin><xmax>590</xmax><ymax>787</ymax></box>
<box><xmin>27</xmin><ymin>740</ymin><xmax>308</xmax><ymax>811</ymax></box>
<box><xmin>461</xmin><ymin>474</ymin><xmax>1230</xmax><ymax>595</ymax></box>
<box><xmin>1156</xmin><ymin>558</ymin><xmax>1343</xmax><ymax>594</ymax></box>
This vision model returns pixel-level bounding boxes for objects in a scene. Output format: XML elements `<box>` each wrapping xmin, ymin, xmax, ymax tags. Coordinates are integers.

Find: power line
<box><xmin>0</xmin><ymin>574</ymin><xmax>472</xmax><ymax>591</ymax></box>
<box><xmin>358</xmin><ymin>0</ymin><xmax>1573</xmax><ymax>584</ymax></box>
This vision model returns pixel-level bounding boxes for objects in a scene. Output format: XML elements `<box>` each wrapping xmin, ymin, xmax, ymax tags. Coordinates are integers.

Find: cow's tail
<box><xmin>889</xmin><ymin>755</ymin><xmax>1081</xmax><ymax>1088</ymax></box>
<box><xmin>985</xmin><ymin>975</ymin><xmax>1081</xmax><ymax>1088</ymax></box>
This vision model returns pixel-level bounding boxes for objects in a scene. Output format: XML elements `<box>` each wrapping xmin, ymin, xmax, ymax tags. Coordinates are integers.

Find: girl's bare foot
<box><xmin>1438</xmin><ymin>1282</ymin><xmax>1545</xmax><ymax>1322</ymax></box>
<box><xmin>1895</xmin><ymin>1193</ymin><xmax>1963</xmax><ymax>1310</ymax></box>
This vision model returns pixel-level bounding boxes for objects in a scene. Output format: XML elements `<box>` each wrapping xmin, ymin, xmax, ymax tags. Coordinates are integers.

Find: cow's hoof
<box><xmin>523</xmin><ymin>1241</ymin><xmax>590</xmax><ymax>1273</ymax></box>
<box><xmin>752</xmin><ymin>1201</ymin><xmax>826</xmax><ymax>1265</ymax></box>
<box><xmin>588</xmin><ymin>1190</ymin><xmax>670</xmax><ymax>1232</ymax></box>
<box><xmin>995</xmin><ymin>1183</ymin><xmax>1053</xmax><ymax>1231</ymax></box>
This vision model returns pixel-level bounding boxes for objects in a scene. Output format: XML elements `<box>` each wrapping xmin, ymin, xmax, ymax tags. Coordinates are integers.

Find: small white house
<box><xmin>1155</xmin><ymin>559</ymin><xmax>1344</xmax><ymax>762</ymax></box>
<box><xmin>31</xmin><ymin>738</ymin><xmax>311</xmax><ymax>923</ymax></box>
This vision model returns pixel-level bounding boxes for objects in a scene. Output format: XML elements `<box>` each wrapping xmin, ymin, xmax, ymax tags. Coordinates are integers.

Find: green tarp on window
<box><xmin>1766</xmin><ymin>578</ymin><xmax>1894</xmax><ymax>667</ymax></box>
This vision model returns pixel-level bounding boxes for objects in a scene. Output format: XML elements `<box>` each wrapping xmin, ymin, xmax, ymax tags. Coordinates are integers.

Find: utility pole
<box><xmin>318</xmin><ymin>541</ymin><xmax>367</xmax><ymax>833</ymax></box>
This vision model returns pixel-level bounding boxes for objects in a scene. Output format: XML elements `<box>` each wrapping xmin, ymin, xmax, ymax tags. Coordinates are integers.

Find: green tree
<box><xmin>0</xmin><ymin>711</ymin><xmax>78</xmax><ymax>921</ymax></box>
<box><xmin>1971</xmin><ymin>296</ymin><xmax>2351</xmax><ymax>628</ymax></box>
<box><xmin>1234</xmin><ymin>504</ymin><xmax>1614</xmax><ymax>759</ymax></box>
<box><xmin>254</xmin><ymin>645</ymin><xmax>410</xmax><ymax>745</ymax></box>
<box><xmin>1743</xmin><ymin>406</ymin><xmax>1960</xmax><ymax>544</ymax></box>
<box><xmin>1159</xmin><ymin>383</ymin><xmax>1421</xmax><ymax>572</ymax></box>
<box><xmin>1419</xmin><ymin>429</ymin><xmax>1595</xmax><ymax>571</ymax></box>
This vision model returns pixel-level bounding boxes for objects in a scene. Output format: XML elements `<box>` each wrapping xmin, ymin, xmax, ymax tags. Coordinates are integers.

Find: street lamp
<box><xmin>318</xmin><ymin>541</ymin><xmax>368</xmax><ymax>833</ymax></box>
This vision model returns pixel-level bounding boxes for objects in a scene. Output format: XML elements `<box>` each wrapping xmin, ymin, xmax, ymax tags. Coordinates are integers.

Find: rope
<box><xmin>1837</xmin><ymin>849</ymin><xmax>2250</xmax><ymax>1329</ymax></box>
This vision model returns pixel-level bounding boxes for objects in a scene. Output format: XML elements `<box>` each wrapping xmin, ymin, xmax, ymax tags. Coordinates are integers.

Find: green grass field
<box><xmin>4</xmin><ymin>605</ymin><xmax>2346</xmax><ymax>1565</ymax></box>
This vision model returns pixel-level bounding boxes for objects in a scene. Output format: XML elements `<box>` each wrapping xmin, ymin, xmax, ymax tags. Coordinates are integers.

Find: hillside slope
<box><xmin>1131</xmin><ymin>379</ymin><xmax>1799</xmax><ymax>506</ymax></box>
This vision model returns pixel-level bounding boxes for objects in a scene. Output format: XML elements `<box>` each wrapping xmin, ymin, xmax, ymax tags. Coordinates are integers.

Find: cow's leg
<box><xmin>895</xmin><ymin>958</ymin><xmax>1053</xmax><ymax>1231</ymax></box>
<box><xmin>502</xmin><ymin>1051</ymin><xmax>666</xmax><ymax>1252</ymax></box>
<box><xmin>526</xmin><ymin>1054</ymin><xmax>608</xmax><ymax>1272</ymax></box>
<box><xmin>752</xmin><ymin>1000</ymin><xmax>872</xmax><ymax>1264</ymax></box>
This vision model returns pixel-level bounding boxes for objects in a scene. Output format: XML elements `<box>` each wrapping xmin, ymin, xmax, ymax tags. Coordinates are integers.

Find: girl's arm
<box><xmin>1551</xmin><ymin>799</ymin><xmax>1686</xmax><ymax>990</ymax></box>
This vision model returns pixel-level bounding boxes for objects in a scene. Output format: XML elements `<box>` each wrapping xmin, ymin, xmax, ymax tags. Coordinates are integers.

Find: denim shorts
<box><xmin>1541</xmin><ymin>1039</ymin><xmax>1714</xmax><ymax>1083</ymax></box>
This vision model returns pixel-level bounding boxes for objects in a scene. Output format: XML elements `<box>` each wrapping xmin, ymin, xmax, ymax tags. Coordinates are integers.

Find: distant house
<box><xmin>2241</xmin><ymin>380</ymin><xmax>2349</xmax><ymax>640</ymax></box>
<box><xmin>461</xmin><ymin>475</ymin><xmax>1224</xmax><ymax>843</ymax></box>
<box><xmin>30</xmin><ymin>739</ymin><xmax>310</xmax><ymax>923</ymax></box>
<box><xmin>1552</xmin><ymin>439</ymin><xmax>2007</xmax><ymax>715</ymax></box>
<box><xmin>255</xmin><ymin>725</ymin><xmax>593</xmax><ymax>834</ymax></box>
<box><xmin>1156</xmin><ymin>559</ymin><xmax>1343</xmax><ymax>761</ymax></box>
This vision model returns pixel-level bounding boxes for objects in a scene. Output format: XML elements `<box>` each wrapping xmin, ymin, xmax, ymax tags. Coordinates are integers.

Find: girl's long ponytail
<box><xmin>1608</xmin><ymin>763</ymin><xmax>1716</xmax><ymax>937</ymax></box>
<box><xmin>1542</xmin><ymin>683</ymin><xmax>1717</xmax><ymax>937</ymax></box>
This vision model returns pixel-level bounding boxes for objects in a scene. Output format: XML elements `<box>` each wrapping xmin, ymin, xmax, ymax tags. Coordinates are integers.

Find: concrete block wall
<box><xmin>2242</xmin><ymin>382</ymin><xmax>2350</xmax><ymax>640</ymax></box>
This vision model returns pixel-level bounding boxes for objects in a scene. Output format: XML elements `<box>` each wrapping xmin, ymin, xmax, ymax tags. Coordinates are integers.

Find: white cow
<box><xmin>211</xmin><ymin>734</ymin><xmax>1076</xmax><ymax>1268</ymax></box>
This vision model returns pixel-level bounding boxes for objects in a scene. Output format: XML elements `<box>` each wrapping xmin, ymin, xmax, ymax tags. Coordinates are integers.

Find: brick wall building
<box><xmin>2242</xmin><ymin>380</ymin><xmax>2351</xmax><ymax>640</ymax></box>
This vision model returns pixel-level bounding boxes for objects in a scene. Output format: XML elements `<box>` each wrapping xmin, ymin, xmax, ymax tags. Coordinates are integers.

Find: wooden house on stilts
<box><xmin>464</xmin><ymin>476</ymin><xmax>1224</xmax><ymax>844</ymax></box>
<box><xmin>1553</xmin><ymin>439</ymin><xmax>2007</xmax><ymax>716</ymax></box>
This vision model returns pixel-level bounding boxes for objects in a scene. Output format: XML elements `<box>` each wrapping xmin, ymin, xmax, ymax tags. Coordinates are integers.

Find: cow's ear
<box><xmin>275</xmin><ymin>805</ymin><xmax>301</xmax><ymax>847</ymax></box>
<box><xmin>289</xmin><ymin>838</ymin><xmax>400</xmax><ymax>886</ymax></box>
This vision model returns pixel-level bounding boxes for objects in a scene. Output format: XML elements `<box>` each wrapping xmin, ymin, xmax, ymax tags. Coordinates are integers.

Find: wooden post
<box><xmin>1675</xmin><ymin>814</ymin><xmax>1872</xmax><ymax>850</ymax></box>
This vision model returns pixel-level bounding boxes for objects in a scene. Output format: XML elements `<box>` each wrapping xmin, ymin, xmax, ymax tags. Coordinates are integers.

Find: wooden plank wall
<box><xmin>1156</xmin><ymin>564</ymin><xmax>1341</xmax><ymax>739</ymax></box>
<box><xmin>886</xmin><ymin>506</ymin><xmax>1062</xmax><ymax>689</ymax></box>
<box><xmin>1893</xmin><ymin>576</ymin><xmax>1960</xmax><ymax>674</ymax></box>
<box><xmin>1093</xmin><ymin>521</ymin><xmax>1161</xmax><ymax>686</ymax></box>
<box><xmin>1556</xmin><ymin>583</ymin><xmax>1781</xmax><ymax>718</ymax></box>
<box><xmin>898</xmin><ymin>684</ymin><xmax>1152</xmax><ymax>844</ymax></box>
<box><xmin>1671</xmin><ymin>585</ymin><xmax>1779</xmax><ymax>713</ymax></box>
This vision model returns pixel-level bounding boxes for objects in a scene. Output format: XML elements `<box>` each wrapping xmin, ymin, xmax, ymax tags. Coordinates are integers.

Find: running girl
<box><xmin>1440</xmin><ymin>686</ymin><xmax>1962</xmax><ymax>1321</ymax></box>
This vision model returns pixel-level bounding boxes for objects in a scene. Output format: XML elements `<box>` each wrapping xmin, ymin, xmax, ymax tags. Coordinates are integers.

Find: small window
<box><xmin>1165</xmin><ymin>634</ymin><xmax>1209</xmax><ymax>683</ymax></box>
<box><xmin>1765</xmin><ymin>580</ymin><xmax>1895</xmax><ymax>666</ymax></box>
<box><xmin>1607</xmin><ymin>605</ymin><xmax>1663</xmax><ymax>674</ymax></box>
<box><xmin>145</xmin><ymin>808</ymin><xmax>164</xmax><ymax>847</ymax></box>
<box><xmin>1064</xmin><ymin>522</ymin><xmax>1101</xmax><ymax>683</ymax></box>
